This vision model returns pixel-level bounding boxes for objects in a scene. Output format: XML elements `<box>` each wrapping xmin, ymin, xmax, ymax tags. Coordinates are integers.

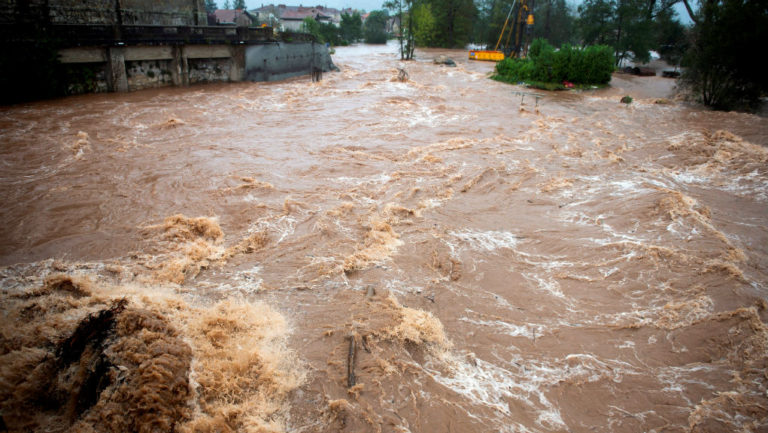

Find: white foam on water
<box><xmin>418</xmin><ymin>198</ymin><xmax>444</xmax><ymax>209</ymax></box>
<box><xmin>513</xmin><ymin>251</ymin><xmax>574</xmax><ymax>272</ymax></box>
<box><xmin>255</xmin><ymin>215</ymin><xmax>297</xmax><ymax>244</ymax></box>
<box><xmin>459</xmin><ymin>316</ymin><xmax>542</xmax><ymax>339</ymax></box>
<box><xmin>450</xmin><ymin>230</ymin><xmax>520</xmax><ymax>252</ymax></box>
<box><xmin>425</xmin><ymin>354</ymin><xmax>565</xmax><ymax>429</ymax></box>
<box><xmin>522</xmin><ymin>273</ymin><xmax>566</xmax><ymax>299</ymax></box>
<box><xmin>617</xmin><ymin>341</ymin><xmax>635</xmax><ymax>349</ymax></box>
<box><xmin>666</xmin><ymin>170</ymin><xmax>710</xmax><ymax>185</ymax></box>
<box><xmin>333</xmin><ymin>173</ymin><xmax>392</xmax><ymax>185</ymax></box>
<box><xmin>426</xmin><ymin>350</ymin><xmax>643</xmax><ymax>431</ymax></box>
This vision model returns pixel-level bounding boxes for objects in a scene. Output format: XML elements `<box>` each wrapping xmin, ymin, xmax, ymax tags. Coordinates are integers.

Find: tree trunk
<box><xmin>681</xmin><ymin>0</ymin><xmax>698</xmax><ymax>24</ymax></box>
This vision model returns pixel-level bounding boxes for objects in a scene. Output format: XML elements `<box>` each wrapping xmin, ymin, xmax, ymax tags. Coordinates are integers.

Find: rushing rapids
<box><xmin>1</xmin><ymin>42</ymin><xmax>767</xmax><ymax>433</ymax></box>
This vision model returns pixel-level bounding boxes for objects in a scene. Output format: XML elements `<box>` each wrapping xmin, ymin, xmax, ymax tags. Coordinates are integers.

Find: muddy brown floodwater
<box><xmin>1</xmin><ymin>42</ymin><xmax>768</xmax><ymax>433</ymax></box>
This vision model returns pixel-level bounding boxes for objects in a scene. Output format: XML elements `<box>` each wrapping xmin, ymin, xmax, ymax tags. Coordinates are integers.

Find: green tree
<box><xmin>428</xmin><ymin>0</ymin><xmax>477</xmax><ymax>47</ymax></box>
<box><xmin>364</xmin><ymin>10</ymin><xmax>390</xmax><ymax>43</ymax></box>
<box><xmin>411</xmin><ymin>3</ymin><xmax>438</xmax><ymax>46</ymax></box>
<box><xmin>233</xmin><ymin>0</ymin><xmax>246</xmax><ymax>9</ymax></box>
<box><xmin>578</xmin><ymin>0</ymin><xmax>616</xmax><ymax>46</ymax></box>
<box><xmin>681</xmin><ymin>0</ymin><xmax>768</xmax><ymax>110</ymax></box>
<box><xmin>653</xmin><ymin>7</ymin><xmax>688</xmax><ymax>67</ymax></box>
<box><xmin>578</xmin><ymin>0</ymin><xmax>654</xmax><ymax>65</ymax></box>
<box><xmin>223</xmin><ymin>0</ymin><xmax>231</xmax><ymax>9</ymax></box>
<box><xmin>302</xmin><ymin>17</ymin><xmax>323</xmax><ymax>40</ymax></box>
<box><xmin>302</xmin><ymin>17</ymin><xmax>344</xmax><ymax>45</ymax></box>
<box><xmin>533</xmin><ymin>0</ymin><xmax>576</xmax><ymax>47</ymax></box>
<box><xmin>205</xmin><ymin>0</ymin><xmax>218</xmax><ymax>13</ymax></box>
<box><xmin>613</xmin><ymin>0</ymin><xmax>654</xmax><ymax>64</ymax></box>
<box><xmin>340</xmin><ymin>11</ymin><xmax>364</xmax><ymax>42</ymax></box>
<box><xmin>471</xmin><ymin>0</ymin><xmax>494</xmax><ymax>46</ymax></box>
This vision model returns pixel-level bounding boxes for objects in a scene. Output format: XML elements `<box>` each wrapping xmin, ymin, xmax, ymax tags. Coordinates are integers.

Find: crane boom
<box><xmin>469</xmin><ymin>0</ymin><xmax>534</xmax><ymax>62</ymax></box>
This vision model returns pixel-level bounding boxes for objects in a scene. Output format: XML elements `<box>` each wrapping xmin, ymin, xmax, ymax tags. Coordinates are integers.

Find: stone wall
<box><xmin>0</xmin><ymin>0</ymin><xmax>206</xmax><ymax>25</ymax></box>
<box><xmin>48</xmin><ymin>0</ymin><xmax>117</xmax><ymax>25</ymax></box>
<box><xmin>120</xmin><ymin>0</ymin><xmax>206</xmax><ymax>26</ymax></box>
<box><xmin>189</xmin><ymin>58</ymin><xmax>231</xmax><ymax>84</ymax></box>
<box><xmin>126</xmin><ymin>59</ymin><xmax>174</xmax><ymax>90</ymax></box>
<box><xmin>64</xmin><ymin>62</ymin><xmax>109</xmax><ymax>94</ymax></box>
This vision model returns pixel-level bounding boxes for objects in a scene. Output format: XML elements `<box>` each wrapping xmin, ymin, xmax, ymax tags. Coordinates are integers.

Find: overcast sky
<box><xmin>239</xmin><ymin>0</ymin><xmax>695</xmax><ymax>23</ymax></box>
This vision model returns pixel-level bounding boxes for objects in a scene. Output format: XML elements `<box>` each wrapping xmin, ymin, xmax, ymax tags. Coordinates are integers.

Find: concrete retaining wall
<box><xmin>56</xmin><ymin>41</ymin><xmax>335</xmax><ymax>94</ymax></box>
<box><xmin>245</xmin><ymin>42</ymin><xmax>334</xmax><ymax>82</ymax></box>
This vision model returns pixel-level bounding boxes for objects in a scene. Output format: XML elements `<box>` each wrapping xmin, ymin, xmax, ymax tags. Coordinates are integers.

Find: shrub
<box><xmin>494</xmin><ymin>39</ymin><xmax>614</xmax><ymax>87</ymax></box>
<box><xmin>495</xmin><ymin>57</ymin><xmax>532</xmax><ymax>82</ymax></box>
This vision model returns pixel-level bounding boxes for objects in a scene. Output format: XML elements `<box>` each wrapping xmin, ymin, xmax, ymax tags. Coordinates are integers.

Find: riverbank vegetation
<box><xmin>492</xmin><ymin>39</ymin><xmax>614</xmax><ymax>90</ymax></box>
<box><xmin>297</xmin><ymin>0</ymin><xmax>763</xmax><ymax>111</ymax></box>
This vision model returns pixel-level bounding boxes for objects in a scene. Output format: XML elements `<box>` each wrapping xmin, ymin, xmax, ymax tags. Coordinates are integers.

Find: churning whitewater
<box><xmin>1</xmin><ymin>43</ymin><xmax>767</xmax><ymax>433</ymax></box>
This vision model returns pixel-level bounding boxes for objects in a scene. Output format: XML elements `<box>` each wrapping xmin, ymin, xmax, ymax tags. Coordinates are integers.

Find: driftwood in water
<box><xmin>346</xmin><ymin>335</ymin><xmax>356</xmax><ymax>388</ymax></box>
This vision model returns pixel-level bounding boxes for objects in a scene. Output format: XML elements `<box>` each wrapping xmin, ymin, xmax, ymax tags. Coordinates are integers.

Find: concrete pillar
<box><xmin>106</xmin><ymin>47</ymin><xmax>128</xmax><ymax>92</ymax></box>
<box><xmin>171</xmin><ymin>45</ymin><xmax>189</xmax><ymax>86</ymax></box>
<box><xmin>229</xmin><ymin>45</ymin><xmax>246</xmax><ymax>82</ymax></box>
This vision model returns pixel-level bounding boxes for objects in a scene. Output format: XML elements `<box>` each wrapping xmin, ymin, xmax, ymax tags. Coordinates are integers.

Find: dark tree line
<box><xmin>679</xmin><ymin>0</ymin><xmax>766</xmax><ymax>110</ymax></box>
<box><xmin>373</xmin><ymin>0</ymin><xmax>764</xmax><ymax>111</ymax></box>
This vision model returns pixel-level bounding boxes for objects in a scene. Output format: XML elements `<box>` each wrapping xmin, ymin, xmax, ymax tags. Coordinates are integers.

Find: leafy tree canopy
<box><xmin>364</xmin><ymin>10</ymin><xmax>390</xmax><ymax>44</ymax></box>
<box><xmin>340</xmin><ymin>11</ymin><xmax>364</xmax><ymax>42</ymax></box>
<box><xmin>681</xmin><ymin>0</ymin><xmax>768</xmax><ymax>110</ymax></box>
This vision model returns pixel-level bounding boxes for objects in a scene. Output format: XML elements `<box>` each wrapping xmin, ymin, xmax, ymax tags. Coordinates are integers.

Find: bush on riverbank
<box><xmin>492</xmin><ymin>39</ymin><xmax>614</xmax><ymax>90</ymax></box>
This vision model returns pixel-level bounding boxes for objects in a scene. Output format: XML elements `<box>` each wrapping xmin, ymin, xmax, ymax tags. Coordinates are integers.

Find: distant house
<box><xmin>213</xmin><ymin>9</ymin><xmax>258</xmax><ymax>26</ymax></box>
<box><xmin>279</xmin><ymin>7</ymin><xmax>332</xmax><ymax>30</ymax></box>
<box><xmin>252</xmin><ymin>4</ymin><xmax>357</xmax><ymax>31</ymax></box>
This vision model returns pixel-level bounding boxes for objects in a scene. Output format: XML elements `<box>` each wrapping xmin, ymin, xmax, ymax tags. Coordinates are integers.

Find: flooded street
<box><xmin>1</xmin><ymin>42</ymin><xmax>768</xmax><ymax>432</ymax></box>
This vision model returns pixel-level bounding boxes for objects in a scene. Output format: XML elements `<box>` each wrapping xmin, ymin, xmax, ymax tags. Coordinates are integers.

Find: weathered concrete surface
<box><xmin>55</xmin><ymin>41</ymin><xmax>334</xmax><ymax>93</ymax></box>
<box><xmin>185</xmin><ymin>45</ymin><xmax>232</xmax><ymax>59</ymax></box>
<box><xmin>1</xmin><ymin>0</ymin><xmax>206</xmax><ymax>26</ymax></box>
<box><xmin>245</xmin><ymin>42</ymin><xmax>335</xmax><ymax>82</ymax></box>
<box><xmin>59</xmin><ymin>47</ymin><xmax>106</xmax><ymax>63</ymax></box>
<box><xmin>106</xmin><ymin>47</ymin><xmax>128</xmax><ymax>92</ymax></box>
<box><xmin>124</xmin><ymin>46</ymin><xmax>174</xmax><ymax>62</ymax></box>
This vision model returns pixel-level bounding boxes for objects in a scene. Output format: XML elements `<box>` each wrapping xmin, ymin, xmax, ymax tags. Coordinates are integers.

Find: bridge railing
<box><xmin>0</xmin><ymin>23</ymin><xmax>310</xmax><ymax>46</ymax></box>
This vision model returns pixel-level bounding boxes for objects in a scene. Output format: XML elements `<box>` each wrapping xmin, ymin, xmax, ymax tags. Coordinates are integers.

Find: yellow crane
<box><xmin>468</xmin><ymin>0</ymin><xmax>535</xmax><ymax>62</ymax></box>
